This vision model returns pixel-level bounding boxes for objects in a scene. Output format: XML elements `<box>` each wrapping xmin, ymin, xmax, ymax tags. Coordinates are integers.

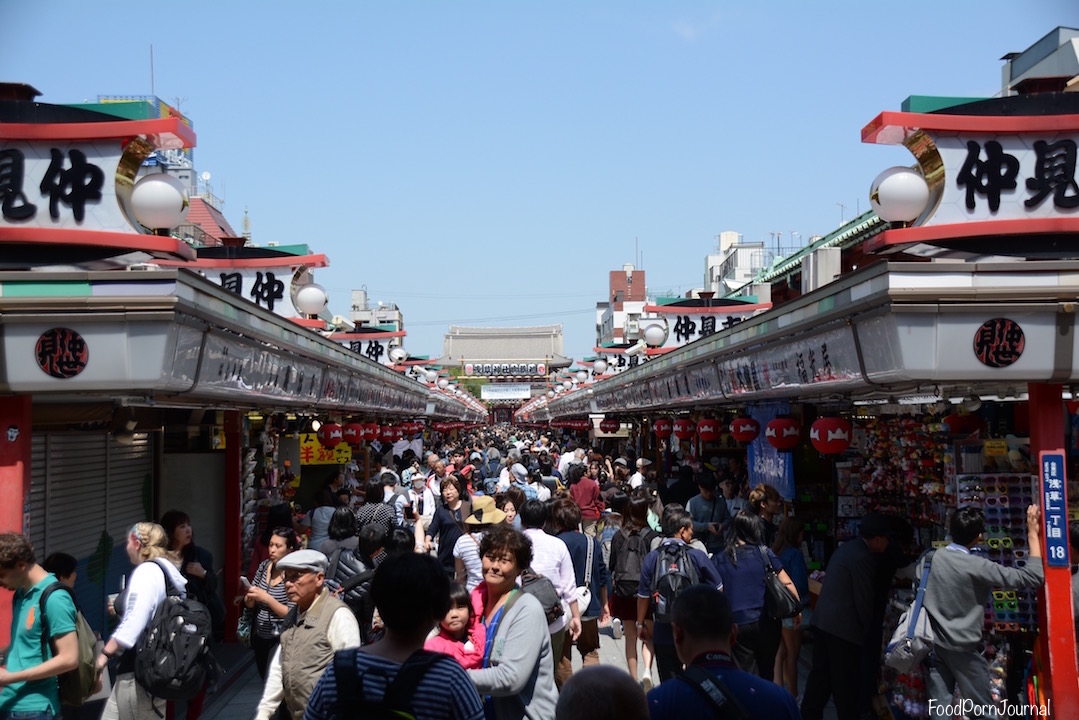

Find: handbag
<box><xmin>884</xmin><ymin>551</ymin><xmax>936</xmax><ymax>674</ymax></box>
<box><xmin>236</xmin><ymin>607</ymin><xmax>253</xmax><ymax>646</ymax></box>
<box><xmin>758</xmin><ymin>547</ymin><xmax>801</xmax><ymax>620</ymax></box>
<box><xmin>576</xmin><ymin>537</ymin><xmax>594</xmax><ymax>612</ymax></box>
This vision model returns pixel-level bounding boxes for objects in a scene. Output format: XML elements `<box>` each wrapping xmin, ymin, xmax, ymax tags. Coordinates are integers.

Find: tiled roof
<box><xmin>182</xmin><ymin>197</ymin><xmax>238</xmax><ymax>247</ymax></box>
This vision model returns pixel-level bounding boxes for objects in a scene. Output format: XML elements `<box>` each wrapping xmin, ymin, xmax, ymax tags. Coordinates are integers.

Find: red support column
<box><xmin>1027</xmin><ymin>382</ymin><xmax>1078</xmax><ymax>718</ymax></box>
<box><xmin>222</xmin><ymin>410</ymin><xmax>243</xmax><ymax>642</ymax></box>
<box><xmin>0</xmin><ymin>394</ymin><xmax>32</xmax><ymax>648</ymax></box>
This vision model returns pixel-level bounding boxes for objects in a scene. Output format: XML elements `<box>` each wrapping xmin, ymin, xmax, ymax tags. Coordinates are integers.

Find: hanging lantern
<box><xmin>810</xmin><ymin>417</ymin><xmax>852</xmax><ymax>455</ymax></box>
<box><xmin>362</xmin><ymin>423</ymin><xmax>380</xmax><ymax>442</ymax></box>
<box><xmin>765</xmin><ymin>418</ymin><xmax>801</xmax><ymax>451</ymax></box>
<box><xmin>318</xmin><ymin>423</ymin><xmax>343</xmax><ymax>448</ymax></box>
<box><xmin>342</xmin><ymin>423</ymin><xmax>364</xmax><ymax>445</ymax></box>
<box><xmin>599</xmin><ymin>418</ymin><xmax>620</xmax><ymax>434</ymax></box>
<box><xmin>653</xmin><ymin>417</ymin><xmax>673</xmax><ymax>439</ymax></box>
<box><xmin>381</xmin><ymin>425</ymin><xmax>398</xmax><ymax>442</ymax></box>
<box><xmin>672</xmin><ymin>418</ymin><xmax>695</xmax><ymax>440</ymax></box>
<box><xmin>729</xmin><ymin>417</ymin><xmax>760</xmax><ymax>444</ymax></box>
<box><xmin>697</xmin><ymin>418</ymin><xmax>720</xmax><ymax>443</ymax></box>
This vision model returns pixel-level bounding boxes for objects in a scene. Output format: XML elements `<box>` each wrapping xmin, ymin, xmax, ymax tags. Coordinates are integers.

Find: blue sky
<box><xmin>3</xmin><ymin>1</ymin><xmax>1074</xmax><ymax>362</ymax></box>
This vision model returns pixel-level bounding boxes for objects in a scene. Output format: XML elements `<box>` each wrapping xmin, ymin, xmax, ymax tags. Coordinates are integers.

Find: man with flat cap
<box><xmin>255</xmin><ymin>549</ymin><xmax>360</xmax><ymax>720</ymax></box>
<box><xmin>801</xmin><ymin>512</ymin><xmax>892</xmax><ymax>720</ymax></box>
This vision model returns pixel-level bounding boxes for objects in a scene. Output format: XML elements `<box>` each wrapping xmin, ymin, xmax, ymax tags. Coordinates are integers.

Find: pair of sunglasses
<box><xmin>992</xmin><ymin>590</ymin><xmax>1017</xmax><ymax>601</ymax></box>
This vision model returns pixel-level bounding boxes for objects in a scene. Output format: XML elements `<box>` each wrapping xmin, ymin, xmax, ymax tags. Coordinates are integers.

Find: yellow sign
<box><xmin>298</xmin><ymin>433</ymin><xmax>352</xmax><ymax>465</ymax></box>
<box><xmin>983</xmin><ymin>439</ymin><xmax>1008</xmax><ymax>456</ymax></box>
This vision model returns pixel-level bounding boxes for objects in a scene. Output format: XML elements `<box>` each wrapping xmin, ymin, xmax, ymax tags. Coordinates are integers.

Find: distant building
<box><xmin>596</xmin><ymin>263</ymin><xmax>647</xmax><ymax>346</ymax></box>
<box><xmin>350</xmin><ymin>289</ymin><xmax>404</xmax><ymax>337</ymax></box>
<box><xmin>1001</xmin><ymin>26</ymin><xmax>1079</xmax><ymax>95</ymax></box>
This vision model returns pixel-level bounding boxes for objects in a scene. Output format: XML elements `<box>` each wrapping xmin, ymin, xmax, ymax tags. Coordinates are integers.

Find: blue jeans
<box><xmin>1</xmin><ymin>711</ymin><xmax>57</xmax><ymax>720</ymax></box>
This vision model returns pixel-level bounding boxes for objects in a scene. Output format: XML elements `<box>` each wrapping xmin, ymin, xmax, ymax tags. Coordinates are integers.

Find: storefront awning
<box><xmin>0</xmin><ymin>269</ymin><xmax>479</xmax><ymax>419</ymax></box>
<box><xmin>548</xmin><ymin>260</ymin><xmax>1079</xmax><ymax>417</ymax></box>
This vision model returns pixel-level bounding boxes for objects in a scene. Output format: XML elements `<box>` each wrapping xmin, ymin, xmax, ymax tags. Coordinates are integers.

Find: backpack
<box><xmin>649</xmin><ymin>542</ymin><xmax>700</xmax><ymax>623</ymax></box>
<box><xmin>133</xmin><ymin>560</ymin><xmax>218</xmax><ymax>701</ymax></box>
<box><xmin>612</xmin><ymin>527</ymin><xmax>656</xmax><ymax>597</ymax></box>
<box><xmin>331</xmin><ymin>648</ymin><xmax>448</xmax><ymax>719</ymax></box>
<box><xmin>482</xmin><ymin>464</ymin><xmax>501</xmax><ymax>496</ymax></box>
<box><xmin>38</xmin><ymin>583</ymin><xmax>98</xmax><ymax>707</ymax></box>
<box><xmin>519</xmin><ymin>569</ymin><xmax>565</xmax><ymax>624</ymax></box>
<box><xmin>327</xmin><ymin>548</ymin><xmax>378</xmax><ymax>643</ymax></box>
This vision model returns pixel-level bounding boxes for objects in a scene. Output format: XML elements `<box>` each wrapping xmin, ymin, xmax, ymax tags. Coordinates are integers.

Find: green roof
<box><xmin>900</xmin><ymin>95</ymin><xmax>988</xmax><ymax>113</ymax></box>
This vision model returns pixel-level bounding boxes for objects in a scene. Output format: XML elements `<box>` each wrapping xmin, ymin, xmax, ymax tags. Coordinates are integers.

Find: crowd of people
<box><xmin>0</xmin><ymin>423</ymin><xmax>1071</xmax><ymax>720</ymax></box>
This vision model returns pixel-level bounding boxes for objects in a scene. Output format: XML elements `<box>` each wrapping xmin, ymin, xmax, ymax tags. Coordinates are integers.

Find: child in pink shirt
<box><xmin>424</xmin><ymin>582</ymin><xmax>486</xmax><ymax>669</ymax></box>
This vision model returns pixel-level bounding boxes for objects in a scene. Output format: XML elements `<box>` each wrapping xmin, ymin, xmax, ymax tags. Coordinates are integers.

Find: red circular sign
<box><xmin>35</xmin><ymin>328</ymin><xmax>89</xmax><ymax>379</ymax></box>
<box><xmin>973</xmin><ymin>318</ymin><xmax>1024</xmax><ymax>368</ymax></box>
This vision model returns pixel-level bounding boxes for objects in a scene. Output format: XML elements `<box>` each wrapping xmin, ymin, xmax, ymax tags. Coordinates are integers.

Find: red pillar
<box><xmin>222</xmin><ymin>410</ymin><xmax>243</xmax><ymax>642</ymax></box>
<box><xmin>0</xmin><ymin>394</ymin><xmax>32</xmax><ymax>648</ymax></box>
<box><xmin>1027</xmin><ymin>382</ymin><xmax>1078</xmax><ymax>717</ymax></box>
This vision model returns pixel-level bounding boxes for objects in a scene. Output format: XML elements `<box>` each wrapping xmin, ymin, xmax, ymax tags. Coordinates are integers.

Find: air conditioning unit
<box><xmin>625</xmin><ymin>319</ymin><xmax>639</xmax><ymax>336</ymax></box>
<box><xmin>266</xmin><ymin>241</ymin><xmax>279</xmax><ymax>247</ymax></box>
<box><xmin>801</xmin><ymin>247</ymin><xmax>841</xmax><ymax>294</ymax></box>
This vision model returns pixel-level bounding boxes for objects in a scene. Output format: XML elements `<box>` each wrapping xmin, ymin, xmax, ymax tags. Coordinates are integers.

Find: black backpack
<box><xmin>649</xmin><ymin>542</ymin><xmax>700</xmax><ymax>623</ymax></box>
<box><xmin>612</xmin><ymin>527</ymin><xmax>656</xmax><ymax>597</ymax></box>
<box><xmin>331</xmin><ymin>648</ymin><xmax>448</xmax><ymax>719</ymax></box>
<box><xmin>327</xmin><ymin>548</ymin><xmax>378</xmax><ymax>643</ymax></box>
<box><xmin>133</xmin><ymin>560</ymin><xmax>218</xmax><ymax>701</ymax></box>
<box><xmin>38</xmin><ymin>583</ymin><xmax>98</xmax><ymax>707</ymax></box>
<box><xmin>519</xmin><ymin>569</ymin><xmax>564</xmax><ymax>624</ymax></box>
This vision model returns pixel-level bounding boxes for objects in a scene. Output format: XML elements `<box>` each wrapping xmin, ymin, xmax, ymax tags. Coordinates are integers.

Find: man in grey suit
<box><xmin>801</xmin><ymin>513</ymin><xmax>892</xmax><ymax>720</ymax></box>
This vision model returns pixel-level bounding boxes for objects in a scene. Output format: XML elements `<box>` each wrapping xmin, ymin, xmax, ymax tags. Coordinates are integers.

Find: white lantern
<box><xmin>131</xmin><ymin>173</ymin><xmax>190</xmax><ymax>229</ymax></box>
<box><xmin>438</xmin><ymin>378</ymin><xmax>450</xmax><ymax>390</ymax></box>
<box><xmin>643</xmin><ymin>322</ymin><xmax>668</xmax><ymax>347</ymax></box>
<box><xmin>576</xmin><ymin>370</ymin><xmax>588</xmax><ymax>383</ymax></box>
<box><xmin>295</xmin><ymin>283</ymin><xmax>328</xmax><ymax>315</ymax></box>
<box><xmin>869</xmin><ymin>166</ymin><xmax>930</xmax><ymax>223</ymax></box>
<box><xmin>388</xmin><ymin>346</ymin><xmax>409</xmax><ymax>364</ymax></box>
<box><xmin>547</xmin><ymin>390</ymin><xmax>555</xmax><ymax>398</ymax></box>
<box><xmin>593</xmin><ymin>359</ymin><xmax>608</xmax><ymax>375</ymax></box>
<box><xmin>425</xmin><ymin>370</ymin><xmax>438</xmax><ymax>383</ymax></box>
<box><xmin>562</xmin><ymin>380</ymin><xmax>572</xmax><ymax>391</ymax></box>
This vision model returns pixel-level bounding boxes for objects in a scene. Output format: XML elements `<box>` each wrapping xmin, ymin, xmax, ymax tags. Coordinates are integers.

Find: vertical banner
<box><xmin>747</xmin><ymin>402</ymin><xmax>795</xmax><ymax>500</ymax></box>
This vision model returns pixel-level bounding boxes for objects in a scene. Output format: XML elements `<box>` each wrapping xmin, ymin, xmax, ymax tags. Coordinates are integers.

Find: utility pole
<box><xmin>837</xmin><ymin>202</ymin><xmax>847</xmax><ymax>224</ymax></box>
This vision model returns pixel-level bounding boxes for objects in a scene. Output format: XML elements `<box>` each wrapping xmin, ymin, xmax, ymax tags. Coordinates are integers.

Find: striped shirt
<box><xmin>453</xmin><ymin>531</ymin><xmax>485</xmax><ymax>592</ymax></box>
<box><xmin>253</xmin><ymin>559</ymin><xmax>292</xmax><ymax>639</ymax></box>
<box><xmin>303</xmin><ymin>651</ymin><xmax>484</xmax><ymax>720</ymax></box>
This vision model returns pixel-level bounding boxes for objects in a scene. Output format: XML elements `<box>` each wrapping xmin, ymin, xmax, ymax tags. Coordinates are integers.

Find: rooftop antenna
<box><xmin>837</xmin><ymin>202</ymin><xmax>847</xmax><ymax>224</ymax></box>
<box><xmin>243</xmin><ymin>207</ymin><xmax>251</xmax><ymax>241</ymax></box>
<box><xmin>635</xmin><ymin>236</ymin><xmax>639</xmax><ymax>269</ymax></box>
<box><xmin>150</xmin><ymin>44</ymin><xmax>155</xmax><ymax>97</ymax></box>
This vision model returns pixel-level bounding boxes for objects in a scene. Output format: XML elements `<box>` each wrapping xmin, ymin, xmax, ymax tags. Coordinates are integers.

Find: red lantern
<box><xmin>697</xmin><ymin>418</ymin><xmax>720</xmax><ymax>443</ymax></box>
<box><xmin>765</xmin><ymin>418</ymin><xmax>801</xmax><ymax>451</ymax></box>
<box><xmin>672</xmin><ymin>418</ymin><xmax>695</xmax><ymax>440</ymax></box>
<box><xmin>599</xmin><ymin>418</ymin><xmax>620</xmax><ymax>434</ymax></box>
<box><xmin>942</xmin><ymin>413</ymin><xmax>983</xmax><ymax>435</ymax></box>
<box><xmin>729</xmin><ymin>417</ymin><xmax>760</xmax><ymax>444</ymax></box>
<box><xmin>653</xmin><ymin>418</ymin><xmax>673</xmax><ymax>439</ymax></box>
<box><xmin>342</xmin><ymin>423</ymin><xmax>364</xmax><ymax>445</ymax></box>
<box><xmin>362</xmin><ymin>423</ymin><xmax>380</xmax><ymax>442</ymax></box>
<box><xmin>318</xmin><ymin>423</ymin><xmax>343</xmax><ymax>448</ymax></box>
<box><xmin>383</xmin><ymin>425</ymin><xmax>402</xmax><ymax>442</ymax></box>
<box><xmin>809</xmin><ymin>417</ymin><xmax>852</xmax><ymax>455</ymax></box>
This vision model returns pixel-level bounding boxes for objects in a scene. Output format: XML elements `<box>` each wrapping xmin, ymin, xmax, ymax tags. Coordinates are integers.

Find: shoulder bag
<box><xmin>575</xmin><ymin>537</ymin><xmax>594</xmax><ymax>612</ymax></box>
<box><xmin>884</xmin><ymin>550</ymin><xmax>936</xmax><ymax>674</ymax></box>
<box><xmin>758</xmin><ymin>546</ymin><xmax>801</xmax><ymax>620</ymax></box>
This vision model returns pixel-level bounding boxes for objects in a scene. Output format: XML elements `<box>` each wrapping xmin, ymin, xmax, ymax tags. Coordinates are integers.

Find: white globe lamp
<box><xmin>869</xmin><ymin>166</ymin><xmax>930</xmax><ymax>223</ymax></box>
<box><xmin>562</xmin><ymin>380</ymin><xmax>572</xmax><ymax>391</ymax></box>
<box><xmin>295</xmin><ymin>283</ymin><xmax>328</xmax><ymax>316</ymax></box>
<box><xmin>438</xmin><ymin>378</ymin><xmax>450</xmax><ymax>390</ymax></box>
<box><xmin>388</xmin><ymin>346</ymin><xmax>409</xmax><ymax>364</ymax></box>
<box><xmin>576</xmin><ymin>370</ymin><xmax>588</xmax><ymax>383</ymax></box>
<box><xmin>643</xmin><ymin>322</ymin><xmax>668</xmax><ymax>347</ymax></box>
<box><xmin>547</xmin><ymin>390</ymin><xmax>555</xmax><ymax>398</ymax></box>
<box><xmin>593</xmin><ymin>359</ymin><xmax>608</xmax><ymax>375</ymax></box>
<box><xmin>425</xmin><ymin>370</ymin><xmax>438</xmax><ymax>383</ymax></box>
<box><xmin>131</xmin><ymin>173</ymin><xmax>190</xmax><ymax>230</ymax></box>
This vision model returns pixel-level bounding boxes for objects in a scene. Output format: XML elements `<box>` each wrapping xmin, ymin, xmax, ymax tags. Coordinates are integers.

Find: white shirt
<box><xmin>409</xmin><ymin>486</ymin><xmax>437</xmax><ymax>528</ymax></box>
<box><xmin>528</xmin><ymin>481</ymin><xmax>552</xmax><ymax>502</ymax></box>
<box><xmin>255</xmin><ymin>592</ymin><xmax>361</xmax><ymax>720</ymax></box>
<box><xmin>112</xmin><ymin>559</ymin><xmax>188</xmax><ymax>650</ymax></box>
<box><xmin>521</xmin><ymin>528</ymin><xmax>578</xmax><ymax>633</ymax></box>
<box><xmin>629</xmin><ymin>471</ymin><xmax>646</xmax><ymax>489</ymax></box>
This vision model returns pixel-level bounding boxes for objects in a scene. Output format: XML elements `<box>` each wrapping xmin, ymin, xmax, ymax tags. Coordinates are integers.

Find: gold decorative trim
<box><xmin>902</xmin><ymin>130</ymin><xmax>944</xmax><ymax>227</ymax></box>
<box><xmin>115</xmin><ymin>137</ymin><xmax>157</xmax><ymax>234</ymax></box>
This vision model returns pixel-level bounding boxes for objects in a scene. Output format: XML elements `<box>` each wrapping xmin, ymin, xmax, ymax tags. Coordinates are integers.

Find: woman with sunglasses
<box><xmin>921</xmin><ymin>505</ymin><xmax>1043</xmax><ymax>716</ymax></box>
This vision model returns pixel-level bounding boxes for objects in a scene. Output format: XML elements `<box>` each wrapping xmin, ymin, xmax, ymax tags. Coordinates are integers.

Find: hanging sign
<box><xmin>481</xmin><ymin>383</ymin><xmax>533</xmax><ymax>400</ymax></box>
<box><xmin>298</xmin><ymin>432</ymin><xmax>352</xmax><ymax>466</ymax></box>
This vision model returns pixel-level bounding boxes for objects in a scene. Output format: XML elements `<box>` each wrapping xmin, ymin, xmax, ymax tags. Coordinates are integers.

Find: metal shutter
<box><xmin>32</xmin><ymin>433</ymin><xmax>154</xmax><ymax>559</ymax></box>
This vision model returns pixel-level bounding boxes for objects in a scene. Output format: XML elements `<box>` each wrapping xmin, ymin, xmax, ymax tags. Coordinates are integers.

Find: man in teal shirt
<box><xmin>0</xmin><ymin>533</ymin><xmax>80</xmax><ymax>720</ymax></box>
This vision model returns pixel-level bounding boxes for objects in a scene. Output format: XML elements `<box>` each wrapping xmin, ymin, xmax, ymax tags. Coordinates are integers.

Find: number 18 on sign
<box><xmin>1039</xmin><ymin>451</ymin><xmax>1070</xmax><ymax>568</ymax></box>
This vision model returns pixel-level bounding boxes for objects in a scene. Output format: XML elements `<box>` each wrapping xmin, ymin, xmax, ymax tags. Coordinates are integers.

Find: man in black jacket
<box><xmin>801</xmin><ymin>513</ymin><xmax>892</xmax><ymax>720</ymax></box>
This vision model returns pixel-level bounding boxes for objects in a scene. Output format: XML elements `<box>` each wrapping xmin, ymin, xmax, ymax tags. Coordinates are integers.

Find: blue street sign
<box><xmin>1039</xmin><ymin>451</ymin><xmax>1069</xmax><ymax>568</ymax></box>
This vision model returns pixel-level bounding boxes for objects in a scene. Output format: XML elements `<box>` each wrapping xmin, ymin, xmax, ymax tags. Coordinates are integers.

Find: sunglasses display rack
<box><xmin>957</xmin><ymin>473</ymin><xmax>1039</xmax><ymax>634</ymax></box>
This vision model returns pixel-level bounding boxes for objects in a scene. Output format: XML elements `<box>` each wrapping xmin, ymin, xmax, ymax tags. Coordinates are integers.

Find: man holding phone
<box><xmin>408</xmin><ymin>474</ymin><xmax>436</xmax><ymax>530</ymax></box>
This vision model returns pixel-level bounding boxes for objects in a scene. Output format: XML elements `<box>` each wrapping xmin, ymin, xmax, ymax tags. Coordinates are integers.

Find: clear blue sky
<box><xmin>4</xmin><ymin>1</ymin><xmax>1074</xmax><ymax>362</ymax></box>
